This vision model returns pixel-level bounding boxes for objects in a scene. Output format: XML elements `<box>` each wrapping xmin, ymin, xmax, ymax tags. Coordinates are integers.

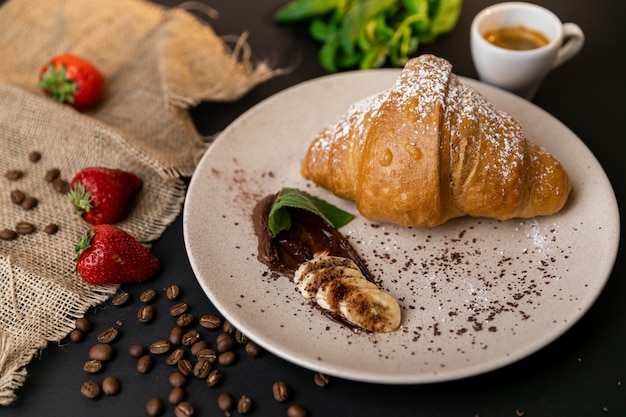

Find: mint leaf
<box><xmin>267</xmin><ymin>188</ymin><xmax>354</xmax><ymax>237</ymax></box>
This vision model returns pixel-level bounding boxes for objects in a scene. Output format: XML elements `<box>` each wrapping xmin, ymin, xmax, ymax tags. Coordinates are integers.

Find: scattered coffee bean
<box><xmin>97</xmin><ymin>326</ymin><xmax>119</xmax><ymax>344</ymax></box>
<box><xmin>193</xmin><ymin>359</ymin><xmax>211</xmax><ymax>379</ymax></box>
<box><xmin>217</xmin><ymin>392</ymin><xmax>235</xmax><ymax>413</ymax></box>
<box><xmin>165</xmin><ymin>284</ymin><xmax>180</xmax><ymax>300</ymax></box>
<box><xmin>52</xmin><ymin>178</ymin><xmax>69</xmax><ymax>193</ymax></box>
<box><xmin>112</xmin><ymin>292</ymin><xmax>131</xmax><ymax>307</ymax></box>
<box><xmin>75</xmin><ymin>317</ymin><xmax>92</xmax><ymax>333</ymax></box>
<box><xmin>166</xmin><ymin>348</ymin><xmax>185</xmax><ymax>366</ymax></box>
<box><xmin>140</xmin><ymin>289</ymin><xmax>157</xmax><ymax>303</ymax></box>
<box><xmin>199</xmin><ymin>314</ymin><xmax>221</xmax><ymax>330</ymax></box>
<box><xmin>206</xmin><ymin>369</ymin><xmax>222</xmax><ymax>387</ymax></box>
<box><xmin>237</xmin><ymin>396</ymin><xmax>252</xmax><ymax>415</ymax></box>
<box><xmin>10</xmin><ymin>189</ymin><xmax>25</xmax><ymax>204</ymax></box>
<box><xmin>43</xmin><ymin>223</ymin><xmax>59</xmax><ymax>235</ymax></box>
<box><xmin>170</xmin><ymin>302</ymin><xmax>188</xmax><ymax>317</ymax></box>
<box><xmin>222</xmin><ymin>320</ymin><xmax>236</xmax><ymax>334</ymax></box>
<box><xmin>20</xmin><ymin>196</ymin><xmax>38</xmax><ymax>210</ymax></box>
<box><xmin>15</xmin><ymin>221</ymin><xmax>35</xmax><ymax>235</ymax></box>
<box><xmin>170</xmin><ymin>327</ymin><xmax>184</xmax><ymax>345</ymax></box>
<box><xmin>176</xmin><ymin>313</ymin><xmax>195</xmax><ymax>328</ymax></box>
<box><xmin>102</xmin><ymin>376</ymin><xmax>120</xmax><ymax>396</ymax></box>
<box><xmin>287</xmin><ymin>404</ymin><xmax>308</xmax><ymax>417</ymax></box>
<box><xmin>196</xmin><ymin>348</ymin><xmax>217</xmax><ymax>363</ymax></box>
<box><xmin>273</xmin><ymin>381</ymin><xmax>292</xmax><ymax>402</ymax></box>
<box><xmin>181</xmin><ymin>329</ymin><xmax>200</xmax><ymax>346</ymax></box>
<box><xmin>137</xmin><ymin>355</ymin><xmax>154</xmax><ymax>374</ymax></box>
<box><xmin>175</xmin><ymin>401</ymin><xmax>194</xmax><ymax>417</ymax></box>
<box><xmin>169</xmin><ymin>371</ymin><xmax>187</xmax><ymax>388</ymax></box>
<box><xmin>4</xmin><ymin>169</ymin><xmax>22</xmax><ymax>181</ymax></box>
<box><xmin>178</xmin><ymin>358</ymin><xmax>193</xmax><ymax>376</ymax></box>
<box><xmin>313</xmin><ymin>372</ymin><xmax>330</xmax><ymax>388</ymax></box>
<box><xmin>190</xmin><ymin>341</ymin><xmax>208</xmax><ymax>357</ymax></box>
<box><xmin>245</xmin><ymin>341</ymin><xmax>262</xmax><ymax>358</ymax></box>
<box><xmin>150</xmin><ymin>340</ymin><xmax>171</xmax><ymax>355</ymax></box>
<box><xmin>169</xmin><ymin>387</ymin><xmax>185</xmax><ymax>405</ymax></box>
<box><xmin>146</xmin><ymin>397</ymin><xmax>165</xmax><ymax>417</ymax></box>
<box><xmin>218</xmin><ymin>351</ymin><xmax>237</xmax><ymax>367</ymax></box>
<box><xmin>83</xmin><ymin>359</ymin><xmax>103</xmax><ymax>374</ymax></box>
<box><xmin>129</xmin><ymin>344</ymin><xmax>146</xmax><ymax>358</ymax></box>
<box><xmin>0</xmin><ymin>229</ymin><xmax>17</xmax><ymax>241</ymax></box>
<box><xmin>69</xmin><ymin>329</ymin><xmax>84</xmax><ymax>343</ymax></box>
<box><xmin>216</xmin><ymin>333</ymin><xmax>234</xmax><ymax>353</ymax></box>
<box><xmin>137</xmin><ymin>305</ymin><xmax>154</xmax><ymax>323</ymax></box>
<box><xmin>80</xmin><ymin>380</ymin><xmax>100</xmax><ymax>399</ymax></box>
<box><xmin>28</xmin><ymin>151</ymin><xmax>42</xmax><ymax>163</ymax></box>
<box><xmin>44</xmin><ymin>168</ymin><xmax>61</xmax><ymax>182</ymax></box>
<box><xmin>89</xmin><ymin>343</ymin><xmax>114</xmax><ymax>362</ymax></box>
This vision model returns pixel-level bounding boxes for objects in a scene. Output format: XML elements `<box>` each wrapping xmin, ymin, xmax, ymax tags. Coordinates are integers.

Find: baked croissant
<box><xmin>301</xmin><ymin>54</ymin><xmax>571</xmax><ymax>227</ymax></box>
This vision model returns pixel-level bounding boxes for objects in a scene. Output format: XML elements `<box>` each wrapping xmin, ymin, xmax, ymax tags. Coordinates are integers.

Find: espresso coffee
<box><xmin>484</xmin><ymin>25</ymin><xmax>549</xmax><ymax>50</ymax></box>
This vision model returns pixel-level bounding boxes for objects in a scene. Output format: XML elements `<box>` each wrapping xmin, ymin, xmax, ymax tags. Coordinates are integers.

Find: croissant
<box><xmin>301</xmin><ymin>54</ymin><xmax>571</xmax><ymax>227</ymax></box>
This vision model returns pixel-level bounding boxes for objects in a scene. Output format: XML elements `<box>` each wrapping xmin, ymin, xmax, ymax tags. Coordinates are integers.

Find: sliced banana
<box><xmin>294</xmin><ymin>255</ymin><xmax>401</xmax><ymax>333</ymax></box>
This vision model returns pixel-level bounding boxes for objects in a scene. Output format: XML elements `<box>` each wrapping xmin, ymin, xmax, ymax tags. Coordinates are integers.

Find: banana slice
<box><xmin>294</xmin><ymin>255</ymin><xmax>401</xmax><ymax>333</ymax></box>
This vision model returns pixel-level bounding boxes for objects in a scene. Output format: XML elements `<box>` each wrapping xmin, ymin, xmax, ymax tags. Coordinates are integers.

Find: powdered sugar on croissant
<box><xmin>301</xmin><ymin>54</ymin><xmax>571</xmax><ymax>227</ymax></box>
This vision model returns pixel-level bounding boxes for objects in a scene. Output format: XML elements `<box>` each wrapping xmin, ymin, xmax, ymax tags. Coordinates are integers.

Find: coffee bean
<box><xmin>272</xmin><ymin>381</ymin><xmax>291</xmax><ymax>402</ymax></box>
<box><xmin>165</xmin><ymin>284</ymin><xmax>180</xmax><ymax>300</ymax></box>
<box><xmin>174</xmin><ymin>401</ymin><xmax>194</xmax><ymax>417</ymax></box>
<box><xmin>129</xmin><ymin>344</ymin><xmax>146</xmax><ymax>358</ymax></box>
<box><xmin>52</xmin><ymin>178</ymin><xmax>69</xmax><ymax>193</ymax></box>
<box><xmin>235</xmin><ymin>330</ymin><xmax>248</xmax><ymax>345</ymax></box>
<box><xmin>83</xmin><ymin>359</ymin><xmax>103</xmax><ymax>374</ymax></box>
<box><xmin>137</xmin><ymin>305</ymin><xmax>154</xmax><ymax>323</ymax></box>
<box><xmin>43</xmin><ymin>223</ymin><xmax>59</xmax><ymax>235</ymax></box>
<box><xmin>193</xmin><ymin>359</ymin><xmax>211</xmax><ymax>379</ymax></box>
<box><xmin>146</xmin><ymin>397</ymin><xmax>165</xmax><ymax>417</ymax></box>
<box><xmin>69</xmin><ymin>329</ymin><xmax>84</xmax><ymax>343</ymax></box>
<box><xmin>10</xmin><ymin>189</ymin><xmax>25</xmax><ymax>204</ymax></box>
<box><xmin>170</xmin><ymin>302</ymin><xmax>188</xmax><ymax>317</ymax></box>
<box><xmin>190</xmin><ymin>341</ymin><xmax>208</xmax><ymax>357</ymax></box>
<box><xmin>170</xmin><ymin>327</ymin><xmax>183</xmax><ymax>345</ymax></box>
<box><xmin>217</xmin><ymin>351</ymin><xmax>237</xmax><ymax>367</ymax></box>
<box><xmin>166</xmin><ymin>348</ymin><xmax>185</xmax><ymax>366</ymax></box>
<box><xmin>217</xmin><ymin>392</ymin><xmax>235</xmax><ymax>413</ymax></box>
<box><xmin>89</xmin><ymin>343</ymin><xmax>114</xmax><ymax>361</ymax></box>
<box><xmin>313</xmin><ymin>372</ymin><xmax>330</xmax><ymax>387</ymax></box>
<box><xmin>245</xmin><ymin>341</ymin><xmax>262</xmax><ymax>358</ymax></box>
<box><xmin>206</xmin><ymin>369</ymin><xmax>222</xmax><ymax>387</ymax></box>
<box><xmin>4</xmin><ymin>170</ymin><xmax>22</xmax><ymax>181</ymax></box>
<box><xmin>222</xmin><ymin>320</ymin><xmax>236</xmax><ymax>334</ymax></box>
<box><xmin>181</xmin><ymin>329</ymin><xmax>200</xmax><ymax>346</ymax></box>
<box><xmin>199</xmin><ymin>314</ymin><xmax>221</xmax><ymax>330</ymax></box>
<box><xmin>176</xmin><ymin>313</ymin><xmax>195</xmax><ymax>328</ymax></box>
<box><xmin>20</xmin><ymin>196</ymin><xmax>38</xmax><ymax>210</ymax></box>
<box><xmin>178</xmin><ymin>358</ymin><xmax>193</xmax><ymax>376</ymax></box>
<box><xmin>28</xmin><ymin>151</ymin><xmax>41</xmax><ymax>163</ymax></box>
<box><xmin>15</xmin><ymin>221</ymin><xmax>34</xmax><ymax>235</ymax></box>
<box><xmin>150</xmin><ymin>340</ymin><xmax>171</xmax><ymax>355</ymax></box>
<box><xmin>102</xmin><ymin>376</ymin><xmax>120</xmax><ymax>396</ymax></box>
<box><xmin>0</xmin><ymin>229</ymin><xmax>17</xmax><ymax>241</ymax></box>
<box><xmin>80</xmin><ymin>380</ymin><xmax>100</xmax><ymax>399</ymax></box>
<box><xmin>111</xmin><ymin>292</ymin><xmax>131</xmax><ymax>307</ymax></box>
<box><xmin>237</xmin><ymin>396</ymin><xmax>252</xmax><ymax>415</ymax></box>
<box><xmin>169</xmin><ymin>372</ymin><xmax>187</xmax><ymax>388</ymax></box>
<box><xmin>44</xmin><ymin>168</ymin><xmax>60</xmax><ymax>182</ymax></box>
<box><xmin>75</xmin><ymin>317</ymin><xmax>92</xmax><ymax>332</ymax></box>
<box><xmin>140</xmin><ymin>289</ymin><xmax>157</xmax><ymax>303</ymax></box>
<box><xmin>137</xmin><ymin>355</ymin><xmax>154</xmax><ymax>374</ymax></box>
<box><xmin>196</xmin><ymin>348</ymin><xmax>217</xmax><ymax>363</ymax></box>
<box><xmin>97</xmin><ymin>326</ymin><xmax>119</xmax><ymax>344</ymax></box>
<box><xmin>169</xmin><ymin>387</ymin><xmax>185</xmax><ymax>405</ymax></box>
<box><xmin>216</xmin><ymin>333</ymin><xmax>234</xmax><ymax>352</ymax></box>
<box><xmin>287</xmin><ymin>404</ymin><xmax>308</xmax><ymax>417</ymax></box>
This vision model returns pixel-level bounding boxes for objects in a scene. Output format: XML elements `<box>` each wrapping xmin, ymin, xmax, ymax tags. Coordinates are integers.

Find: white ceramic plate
<box><xmin>183</xmin><ymin>70</ymin><xmax>619</xmax><ymax>384</ymax></box>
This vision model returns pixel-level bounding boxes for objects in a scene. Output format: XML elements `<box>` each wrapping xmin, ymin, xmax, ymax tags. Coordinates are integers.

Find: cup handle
<box><xmin>553</xmin><ymin>23</ymin><xmax>585</xmax><ymax>68</ymax></box>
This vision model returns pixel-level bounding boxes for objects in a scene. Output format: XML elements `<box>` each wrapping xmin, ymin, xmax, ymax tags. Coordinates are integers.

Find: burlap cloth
<box><xmin>0</xmin><ymin>0</ymin><xmax>280</xmax><ymax>404</ymax></box>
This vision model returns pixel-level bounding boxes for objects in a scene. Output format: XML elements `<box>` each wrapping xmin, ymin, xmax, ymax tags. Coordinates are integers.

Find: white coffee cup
<box><xmin>470</xmin><ymin>2</ymin><xmax>584</xmax><ymax>99</ymax></box>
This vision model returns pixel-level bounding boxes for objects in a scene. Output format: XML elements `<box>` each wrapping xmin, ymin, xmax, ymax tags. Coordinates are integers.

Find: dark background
<box><xmin>3</xmin><ymin>1</ymin><xmax>625</xmax><ymax>416</ymax></box>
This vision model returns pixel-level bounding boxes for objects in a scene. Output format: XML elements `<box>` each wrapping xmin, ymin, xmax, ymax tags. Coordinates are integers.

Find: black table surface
<box><xmin>4</xmin><ymin>1</ymin><xmax>625</xmax><ymax>416</ymax></box>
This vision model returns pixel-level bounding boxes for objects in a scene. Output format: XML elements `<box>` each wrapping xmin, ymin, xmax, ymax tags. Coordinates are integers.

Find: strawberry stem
<box><xmin>75</xmin><ymin>230</ymin><xmax>95</xmax><ymax>260</ymax></box>
<box><xmin>38</xmin><ymin>63</ymin><xmax>78</xmax><ymax>104</ymax></box>
<box><xmin>68</xmin><ymin>183</ymin><xmax>93</xmax><ymax>214</ymax></box>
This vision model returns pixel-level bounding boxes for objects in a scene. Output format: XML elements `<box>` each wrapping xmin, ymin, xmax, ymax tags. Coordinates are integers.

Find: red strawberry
<box><xmin>38</xmin><ymin>53</ymin><xmax>104</xmax><ymax>110</ymax></box>
<box><xmin>69</xmin><ymin>167</ymin><xmax>143</xmax><ymax>225</ymax></box>
<box><xmin>75</xmin><ymin>224</ymin><xmax>160</xmax><ymax>285</ymax></box>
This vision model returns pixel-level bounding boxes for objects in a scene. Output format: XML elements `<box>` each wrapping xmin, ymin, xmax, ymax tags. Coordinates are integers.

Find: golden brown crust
<box><xmin>301</xmin><ymin>55</ymin><xmax>571</xmax><ymax>227</ymax></box>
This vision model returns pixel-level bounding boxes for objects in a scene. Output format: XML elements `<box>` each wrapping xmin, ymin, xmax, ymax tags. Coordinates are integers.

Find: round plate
<box><xmin>183</xmin><ymin>69</ymin><xmax>619</xmax><ymax>384</ymax></box>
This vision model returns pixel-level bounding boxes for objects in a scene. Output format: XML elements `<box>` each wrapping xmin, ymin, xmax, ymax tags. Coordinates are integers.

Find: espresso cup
<box><xmin>470</xmin><ymin>2</ymin><xmax>584</xmax><ymax>99</ymax></box>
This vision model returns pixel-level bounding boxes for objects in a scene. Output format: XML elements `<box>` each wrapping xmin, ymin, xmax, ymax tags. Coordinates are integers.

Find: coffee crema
<box><xmin>483</xmin><ymin>25</ymin><xmax>549</xmax><ymax>50</ymax></box>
